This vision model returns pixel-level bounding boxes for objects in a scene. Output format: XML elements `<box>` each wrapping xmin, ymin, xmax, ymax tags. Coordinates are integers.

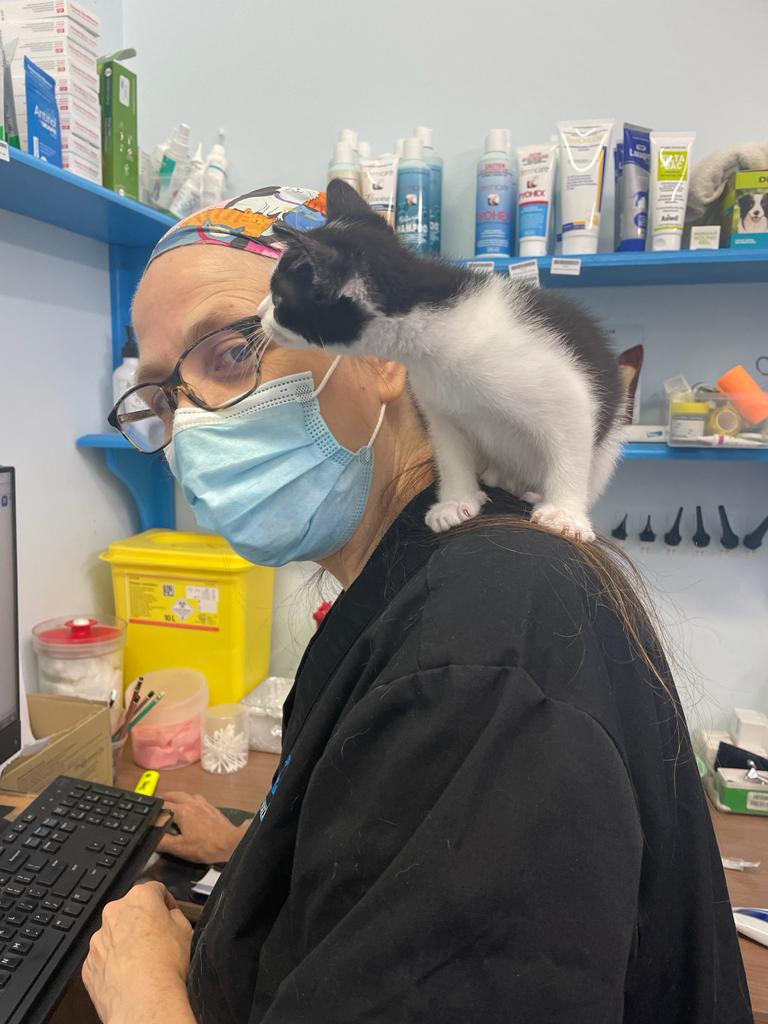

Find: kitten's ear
<box><xmin>326</xmin><ymin>178</ymin><xmax>383</xmax><ymax>224</ymax></box>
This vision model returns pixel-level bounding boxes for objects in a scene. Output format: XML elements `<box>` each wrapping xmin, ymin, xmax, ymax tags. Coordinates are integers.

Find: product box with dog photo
<box><xmin>721</xmin><ymin>169</ymin><xmax>768</xmax><ymax>248</ymax></box>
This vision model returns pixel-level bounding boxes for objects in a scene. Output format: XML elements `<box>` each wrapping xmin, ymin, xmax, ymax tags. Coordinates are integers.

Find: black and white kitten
<box><xmin>258</xmin><ymin>179</ymin><xmax>624</xmax><ymax>542</ymax></box>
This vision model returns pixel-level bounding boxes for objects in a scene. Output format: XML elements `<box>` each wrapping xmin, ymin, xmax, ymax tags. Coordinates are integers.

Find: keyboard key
<box><xmin>106</xmin><ymin>846</ymin><xmax>123</xmax><ymax>857</ymax></box>
<box><xmin>0</xmin><ymin>848</ymin><xmax>28</xmax><ymax>873</ymax></box>
<box><xmin>76</xmin><ymin>803</ymin><xmax>90</xmax><ymax>812</ymax></box>
<box><xmin>31</xmin><ymin>910</ymin><xmax>53</xmax><ymax>925</ymax></box>
<box><xmin>37</xmin><ymin>859</ymin><xmax>65</xmax><ymax>887</ymax></box>
<box><xmin>27</xmin><ymin>887</ymin><xmax>45</xmax><ymax>900</ymax></box>
<box><xmin>91</xmin><ymin>806</ymin><xmax>107</xmax><ymax>816</ymax></box>
<box><xmin>5</xmin><ymin>913</ymin><xmax>27</xmax><ymax>927</ymax></box>
<box><xmin>69</xmin><ymin>810</ymin><xmax>86</xmax><ymax>821</ymax></box>
<box><xmin>26</xmin><ymin>856</ymin><xmax>47</xmax><ymax>873</ymax></box>
<box><xmin>72</xmin><ymin>890</ymin><xmax>91</xmax><ymax>904</ymax></box>
<box><xmin>0</xmin><ymin>952</ymin><xmax>21</xmax><ymax>970</ymax></box>
<box><xmin>101</xmin><ymin>798</ymin><xmax>116</xmax><ymax>808</ymax></box>
<box><xmin>133</xmin><ymin>805</ymin><xmax>150</xmax><ymax>816</ymax></box>
<box><xmin>60</xmin><ymin>798</ymin><xmax>75</xmax><ymax>808</ymax></box>
<box><xmin>114</xmin><ymin>836</ymin><xmax>130</xmax><ymax>847</ymax></box>
<box><xmin>0</xmin><ymin>897</ymin><xmax>13</xmax><ymax>910</ymax></box>
<box><xmin>62</xmin><ymin>902</ymin><xmax>82</xmax><ymax>917</ymax></box>
<box><xmin>42</xmin><ymin>818</ymin><xmax>59</xmax><ymax>829</ymax></box>
<box><xmin>81</xmin><ymin>868</ymin><xmax>106</xmax><ymax>891</ymax></box>
<box><xmin>41</xmin><ymin>842</ymin><xmax>61</xmax><ymax>854</ymax></box>
<box><xmin>84</xmin><ymin>793</ymin><xmax>99</xmax><ymax>803</ymax></box>
<box><xmin>104</xmin><ymin>820</ymin><xmax>119</xmax><ymax>829</ymax></box>
<box><xmin>2</xmin><ymin>832</ymin><xmax>17</xmax><ymax>844</ymax></box>
<box><xmin>121</xmin><ymin>823</ymin><xmax>139</xmax><ymax>834</ymax></box>
<box><xmin>58</xmin><ymin>822</ymin><xmax>76</xmax><ymax>833</ymax></box>
<box><xmin>52</xmin><ymin>865</ymin><xmax>86</xmax><ymax>898</ymax></box>
<box><xmin>5</xmin><ymin>884</ymin><xmax>24</xmax><ymax>897</ymax></box>
<box><xmin>20</xmin><ymin>813</ymin><xmax>36</xmax><ymax>823</ymax></box>
<box><xmin>0</xmin><ymin>969</ymin><xmax>10</xmax><ymax>987</ymax></box>
<box><xmin>118</xmin><ymin>801</ymin><xmax>132</xmax><ymax>812</ymax></box>
<box><xmin>86</xmin><ymin>816</ymin><xmax>101</xmax><ymax>826</ymax></box>
<box><xmin>0</xmin><ymin>927</ymin><xmax>16</xmax><ymax>941</ymax></box>
<box><xmin>14</xmin><ymin>873</ymin><xmax>33</xmax><ymax>886</ymax></box>
<box><xmin>32</xmin><ymin>827</ymin><xmax>50</xmax><ymax>839</ymax></box>
<box><xmin>52</xmin><ymin>806</ymin><xmax>68</xmax><ymax>816</ymax></box>
<box><xmin>86</xmin><ymin>842</ymin><xmax>104</xmax><ymax>852</ymax></box>
<box><xmin>21</xmin><ymin>925</ymin><xmax>42</xmax><ymax>939</ymax></box>
<box><xmin>12</xmin><ymin>823</ymin><xmax>27</xmax><ymax>833</ymax></box>
<box><xmin>23</xmin><ymin>837</ymin><xmax>41</xmax><ymax>850</ymax></box>
<box><xmin>52</xmin><ymin>832</ymin><xmax>69</xmax><ymax>844</ymax></box>
<box><xmin>0</xmin><ymin>874</ymin><xmax>8</xmax><ymax>886</ymax></box>
<box><xmin>96</xmin><ymin>856</ymin><xmax>115</xmax><ymax>869</ymax></box>
<box><xmin>10</xmin><ymin>938</ymin><xmax>32</xmax><ymax>954</ymax></box>
<box><xmin>42</xmin><ymin>898</ymin><xmax>61</xmax><ymax>912</ymax></box>
<box><xmin>16</xmin><ymin>900</ymin><xmax>35</xmax><ymax>913</ymax></box>
<box><xmin>112</xmin><ymin>811</ymin><xmax>127</xmax><ymax>821</ymax></box>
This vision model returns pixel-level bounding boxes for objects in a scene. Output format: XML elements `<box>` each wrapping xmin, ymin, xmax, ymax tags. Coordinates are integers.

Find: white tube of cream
<box><xmin>516</xmin><ymin>142</ymin><xmax>558</xmax><ymax>257</ymax></box>
<box><xmin>647</xmin><ymin>131</ymin><xmax>696</xmax><ymax>251</ymax></box>
<box><xmin>557</xmin><ymin>119</ymin><xmax>614</xmax><ymax>255</ymax></box>
<box><xmin>360</xmin><ymin>152</ymin><xmax>399</xmax><ymax>227</ymax></box>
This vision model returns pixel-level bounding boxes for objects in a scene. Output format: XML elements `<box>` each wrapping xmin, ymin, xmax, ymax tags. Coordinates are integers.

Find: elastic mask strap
<box><xmin>313</xmin><ymin>355</ymin><xmax>342</xmax><ymax>397</ymax></box>
<box><xmin>366</xmin><ymin>404</ymin><xmax>387</xmax><ymax>448</ymax></box>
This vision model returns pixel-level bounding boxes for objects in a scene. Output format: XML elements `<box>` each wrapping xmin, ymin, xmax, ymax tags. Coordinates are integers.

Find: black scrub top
<box><xmin>188</xmin><ymin>486</ymin><xmax>751</xmax><ymax>1024</ymax></box>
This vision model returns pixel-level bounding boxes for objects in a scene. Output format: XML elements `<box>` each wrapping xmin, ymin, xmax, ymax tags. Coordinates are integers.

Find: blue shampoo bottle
<box><xmin>475</xmin><ymin>128</ymin><xmax>516</xmax><ymax>258</ymax></box>
<box><xmin>415</xmin><ymin>126</ymin><xmax>443</xmax><ymax>254</ymax></box>
<box><xmin>396</xmin><ymin>137</ymin><xmax>431</xmax><ymax>253</ymax></box>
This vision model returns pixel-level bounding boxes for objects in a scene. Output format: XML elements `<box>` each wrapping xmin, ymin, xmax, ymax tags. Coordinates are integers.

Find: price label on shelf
<box><xmin>507</xmin><ymin>259</ymin><xmax>540</xmax><ymax>286</ymax></box>
<box><xmin>550</xmin><ymin>257</ymin><xmax>582</xmax><ymax>276</ymax></box>
<box><xmin>0</xmin><ymin>141</ymin><xmax>9</xmax><ymax>163</ymax></box>
<box><xmin>466</xmin><ymin>261</ymin><xmax>496</xmax><ymax>275</ymax></box>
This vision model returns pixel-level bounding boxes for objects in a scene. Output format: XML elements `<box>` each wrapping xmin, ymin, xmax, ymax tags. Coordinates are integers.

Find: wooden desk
<box><xmin>710</xmin><ymin>805</ymin><xmax>768</xmax><ymax>1023</ymax></box>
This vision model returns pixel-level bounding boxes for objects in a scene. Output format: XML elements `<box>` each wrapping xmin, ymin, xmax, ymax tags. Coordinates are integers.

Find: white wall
<box><xmin>0</xmin><ymin>211</ymin><xmax>136</xmax><ymax>690</ymax></box>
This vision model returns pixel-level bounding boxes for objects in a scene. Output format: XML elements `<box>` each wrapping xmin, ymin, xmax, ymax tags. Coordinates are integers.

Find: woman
<box><xmin>83</xmin><ymin>186</ymin><xmax>751</xmax><ymax>1024</ymax></box>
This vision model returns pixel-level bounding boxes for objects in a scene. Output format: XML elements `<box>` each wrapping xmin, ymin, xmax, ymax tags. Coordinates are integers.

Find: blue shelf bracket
<box><xmin>103</xmin><ymin>447</ymin><xmax>175</xmax><ymax>532</ymax></box>
<box><xmin>77</xmin><ymin>436</ymin><xmax>175</xmax><ymax>531</ymax></box>
<box><xmin>110</xmin><ymin>243</ymin><xmax>153</xmax><ymax>366</ymax></box>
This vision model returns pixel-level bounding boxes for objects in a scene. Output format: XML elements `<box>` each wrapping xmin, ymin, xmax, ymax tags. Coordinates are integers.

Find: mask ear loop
<box><xmin>366</xmin><ymin>403</ymin><xmax>387</xmax><ymax>448</ymax></box>
<box><xmin>313</xmin><ymin>355</ymin><xmax>342</xmax><ymax>397</ymax></box>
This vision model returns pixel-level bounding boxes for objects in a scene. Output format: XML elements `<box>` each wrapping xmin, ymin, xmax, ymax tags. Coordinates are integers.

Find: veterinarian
<box><xmin>83</xmin><ymin>187</ymin><xmax>751</xmax><ymax>1024</ymax></box>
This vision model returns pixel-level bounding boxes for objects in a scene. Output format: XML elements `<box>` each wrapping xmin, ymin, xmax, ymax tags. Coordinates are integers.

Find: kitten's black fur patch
<box><xmin>271</xmin><ymin>180</ymin><xmax>623</xmax><ymax>440</ymax></box>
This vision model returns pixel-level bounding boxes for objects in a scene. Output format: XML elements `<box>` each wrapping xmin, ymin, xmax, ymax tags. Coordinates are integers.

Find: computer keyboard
<box><xmin>0</xmin><ymin>774</ymin><xmax>163</xmax><ymax>1024</ymax></box>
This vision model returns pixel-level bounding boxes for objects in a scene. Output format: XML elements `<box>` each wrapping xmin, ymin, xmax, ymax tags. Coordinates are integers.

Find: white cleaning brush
<box><xmin>202</xmin><ymin>722</ymin><xmax>248</xmax><ymax>774</ymax></box>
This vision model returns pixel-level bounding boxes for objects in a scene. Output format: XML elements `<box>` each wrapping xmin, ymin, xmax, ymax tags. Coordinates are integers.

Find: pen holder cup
<box><xmin>111</xmin><ymin>734</ymin><xmax>128</xmax><ymax>784</ymax></box>
<box><xmin>125</xmin><ymin>668</ymin><xmax>209</xmax><ymax>771</ymax></box>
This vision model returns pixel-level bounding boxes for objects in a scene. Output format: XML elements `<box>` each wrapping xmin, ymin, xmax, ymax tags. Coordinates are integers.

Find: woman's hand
<box><xmin>82</xmin><ymin>881</ymin><xmax>195</xmax><ymax>1024</ymax></box>
<box><xmin>158</xmin><ymin>791</ymin><xmax>252</xmax><ymax>864</ymax></box>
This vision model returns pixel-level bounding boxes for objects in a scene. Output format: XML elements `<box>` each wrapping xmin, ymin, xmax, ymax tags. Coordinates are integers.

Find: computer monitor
<box><xmin>0</xmin><ymin>467</ymin><xmax>21</xmax><ymax>765</ymax></box>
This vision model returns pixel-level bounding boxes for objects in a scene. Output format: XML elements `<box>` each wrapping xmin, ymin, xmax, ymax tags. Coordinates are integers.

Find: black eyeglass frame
<box><xmin>107</xmin><ymin>315</ymin><xmax>266</xmax><ymax>455</ymax></box>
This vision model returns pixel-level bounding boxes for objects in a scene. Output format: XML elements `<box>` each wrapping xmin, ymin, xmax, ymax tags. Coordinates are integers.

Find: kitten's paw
<box><xmin>425</xmin><ymin>492</ymin><xmax>489</xmax><ymax>533</ymax></box>
<box><xmin>531</xmin><ymin>504</ymin><xmax>595</xmax><ymax>543</ymax></box>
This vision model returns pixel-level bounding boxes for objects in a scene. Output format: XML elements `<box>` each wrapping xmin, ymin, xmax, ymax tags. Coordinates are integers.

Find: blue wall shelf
<box><xmin>463</xmin><ymin>249</ymin><xmax>768</xmax><ymax>288</ymax></box>
<box><xmin>623</xmin><ymin>442</ymin><xmax>768</xmax><ymax>462</ymax></box>
<box><xmin>0</xmin><ymin>147</ymin><xmax>174</xmax><ymax>246</ymax></box>
<box><xmin>0</xmin><ymin>148</ymin><xmax>177</xmax><ymax>529</ymax></box>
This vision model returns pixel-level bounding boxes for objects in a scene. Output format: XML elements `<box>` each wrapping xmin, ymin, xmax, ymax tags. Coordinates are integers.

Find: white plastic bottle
<box><xmin>328</xmin><ymin>140</ymin><xmax>362</xmax><ymax>193</ymax></box>
<box><xmin>395</xmin><ymin>137</ymin><xmax>431</xmax><ymax>253</ymax></box>
<box><xmin>357</xmin><ymin>140</ymin><xmax>372</xmax><ymax>160</ymax></box>
<box><xmin>415</xmin><ymin>126</ymin><xmax>443</xmax><ymax>254</ymax></box>
<box><xmin>155</xmin><ymin>122</ymin><xmax>190</xmax><ymax>209</ymax></box>
<box><xmin>475</xmin><ymin>128</ymin><xmax>516</xmax><ymax>258</ymax></box>
<box><xmin>170</xmin><ymin>142</ymin><xmax>205</xmax><ymax>218</ymax></box>
<box><xmin>112</xmin><ymin>327</ymin><xmax>139</xmax><ymax>405</ymax></box>
<box><xmin>201</xmin><ymin>129</ymin><xmax>228</xmax><ymax>206</ymax></box>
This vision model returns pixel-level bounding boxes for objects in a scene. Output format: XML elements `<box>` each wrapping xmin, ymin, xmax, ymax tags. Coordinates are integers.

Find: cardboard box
<box><xmin>0</xmin><ymin>0</ymin><xmax>100</xmax><ymax>36</ymax></box>
<box><xmin>99</xmin><ymin>57</ymin><xmax>137</xmax><ymax>199</ymax></box>
<box><xmin>16</xmin><ymin>88</ymin><xmax>100</xmax><ymax>148</ymax></box>
<box><xmin>12</xmin><ymin>33</ymin><xmax>96</xmax><ymax>71</ymax></box>
<box><xmin>721</xmin><ymin>170</ymin><xmax>768</xmax><ymax>249</ymax></box>
<box><xmin>62</xmin><ymin>143</ymin><xmax>101</xmax><ymax>183</ymax></box>
<box><xmin>0</xmin><ymin>693</ymin><xmax>111</xmax><ymax>793</ymax></box>
<box><xmin>709</xmin><ymin>766</ymin><xmax>768</xmax><ymax>816</ymax></box>
<box><xmin>11</xmin><ymin>48</ymin><xmax>98</xmax><ymax>91</ymax></box>
<box><xmin>13</xmin><ymin>68</ymin><xmax>98</xmax><ymax>104</ymax></box>
<box><xmin>2</xmin><ymin>16</ymin><xmax>98</xmax><ymax>53</ymax></box>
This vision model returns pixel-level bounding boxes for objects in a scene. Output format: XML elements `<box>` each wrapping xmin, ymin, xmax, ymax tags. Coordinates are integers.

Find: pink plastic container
<box><xmin>125</xmin><ymin>668</ymin><xmax>209</xmax><ymax>770</ymax></box>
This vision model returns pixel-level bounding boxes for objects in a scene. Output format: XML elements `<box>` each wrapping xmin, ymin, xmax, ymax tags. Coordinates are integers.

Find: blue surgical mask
<box><xmin>167</xmin><ymin>358</ymin><xmax>386</xmax><ymax>567</ymax></box>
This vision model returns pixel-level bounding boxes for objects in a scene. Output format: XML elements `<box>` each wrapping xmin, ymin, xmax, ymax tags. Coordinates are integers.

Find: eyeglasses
<box><xmin>108</xmin><ymin>315</ymin><xmax>268</xmax><ymax>455</ymax></box>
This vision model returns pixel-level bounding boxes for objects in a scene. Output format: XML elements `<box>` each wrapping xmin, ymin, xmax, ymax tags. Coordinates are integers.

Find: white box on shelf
<box><xmin>1</xmin><ymin>16</ymin><xmax>99</xmax><ymax>52</ymax></box>
<box><xmin>0</xmin><ymin>0</ymin><xmax>100</xmax><ymax>36</ymax></box>
<box><xmin>16</xmin><ymin>92</ymin><xmax>100</xmax><ymax>148</ymax></box>
<box><xmin>11</xmin><ymin>33</ymin><xmax>96</xmax><ymax>70</ymax></box>
<box><xmin>731</xmin><ymin>708</ymin><xmax>768</xmax><ymax>753</ymax></box>
<box><xmin>60</xmin><ymin>127</ymin><xmax>99</xmax><ymax>162</ymax></box>
<box><xmin>62</xmin><ymin>145</ymin><xmax>101</xmax><ymax>184</ymax></box>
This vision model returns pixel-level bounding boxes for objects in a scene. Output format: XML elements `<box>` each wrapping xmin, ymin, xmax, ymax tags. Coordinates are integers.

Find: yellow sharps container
<box><xmin>100</xmin><ymin>530</ymin><xmax>274</xmax><ymax>704</ymax></box>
